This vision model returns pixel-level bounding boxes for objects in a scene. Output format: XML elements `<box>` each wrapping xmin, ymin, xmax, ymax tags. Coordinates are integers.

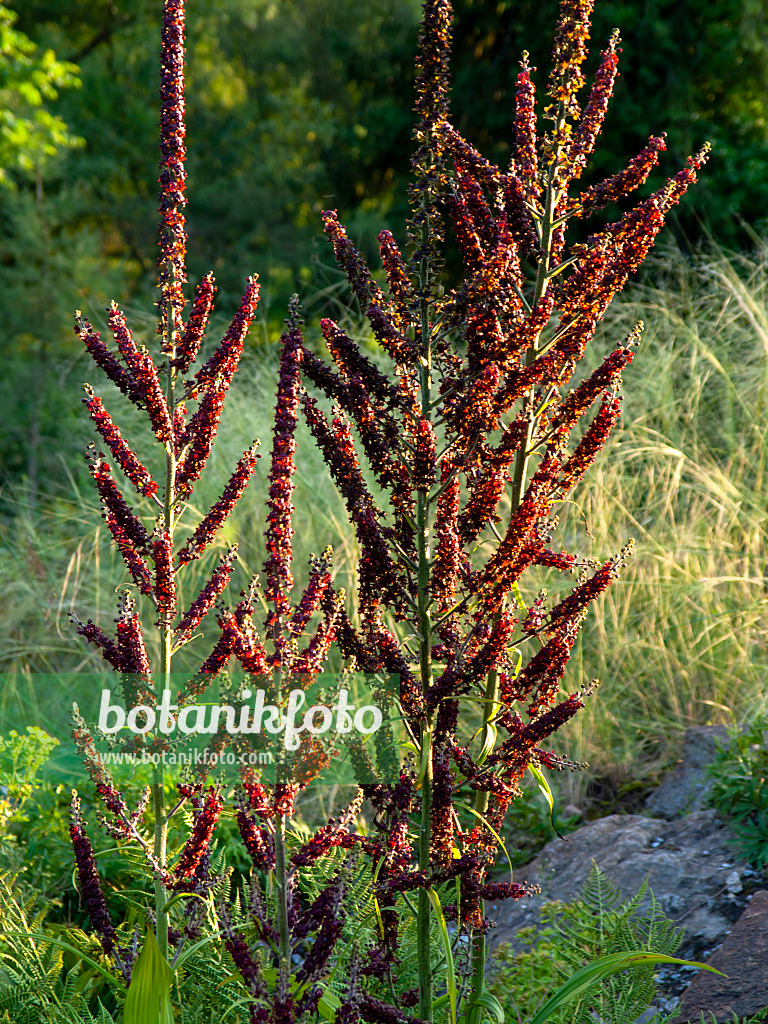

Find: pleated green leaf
<box><xmin>122</xmin><ymin>928</ymin><xmax>173</xmax><ymax>1024</ymax></box>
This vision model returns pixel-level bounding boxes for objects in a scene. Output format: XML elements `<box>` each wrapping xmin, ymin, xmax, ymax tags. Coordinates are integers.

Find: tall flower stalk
<box><xmin>67</xmin><ymin>0</ymin><xmax>708</xmax><ymax>1019</ymax></box>
<box><xmin>297</xmin><ymin>0</ymin><xmax>707</xmax><ymax>1020</ymax></box>
<box><xmin>71</xmin><ymin>7</ymin><xmax>381</xmax><ymax>1018</ymax></box>
<box><xmin>72</xmin><ymin>0</ymin><xmax>261</xmax><ymax>964</ymax></box>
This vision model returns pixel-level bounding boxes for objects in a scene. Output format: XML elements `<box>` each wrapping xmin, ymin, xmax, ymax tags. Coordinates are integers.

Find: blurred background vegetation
<box><xmin>3</xmin><ymin>0</ymin><xmax>768</xmax><ymax>499</ymax></box>
<box><xmin>1</xmin><ymin>0</ymin><xmax>767</xmax><ymax>807</ymax></box>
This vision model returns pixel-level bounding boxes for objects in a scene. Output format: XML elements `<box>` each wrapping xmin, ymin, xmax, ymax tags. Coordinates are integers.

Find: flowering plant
<box><xmin>69</xmin><ymin>2</ymin><xmax>373</xmax><ymax>1017</ymax></box>
<box><xmin>292</xmin><ymin>0</ymin><xmax>707</xmax><ymax>1019</ymax></box>
<box><xmin>64</xmin><ymin>0</ymin><xmax>711</xmax><ymax>1021</ymax></box>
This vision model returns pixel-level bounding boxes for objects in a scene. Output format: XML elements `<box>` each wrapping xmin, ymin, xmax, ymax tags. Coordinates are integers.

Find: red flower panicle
<box><xmin>288</xmin><ymin>549</ymin><xmax>332</xmax><ymax>637</ymax></box>
<box><xmin>175</xmin><ymin>546</ymin><xmax>238</xmax><ymax>643</ymax></box>
<box><xmin>378</xmin><ymin>230</ymin><xmax>416</xmax><ymax>326</ymax></box>
<box><xmin>264</xmin><ymin>321</ymin><xmax>303</xmax><ymax>626</ymax></box>
<box><xmin>178</xmin><ymin>442</ymin><xmax>260</xmax><ymax>563</ymax></box>
<box><xmin>194</xmin><ymin>276</ymin><xmax>260</xmax><ymax>389</ymax></box>
<box><xmin>173</xmin><ymin>787</ymin><xmax>222</xmax><ymax>881</ymax></box>
<box><xmin>567</xmin><ymin>29</ymin><xmax>620</xmax><ymax>183</ymax></box>
<box><xmin>86</xmin><ymin>451</ymin><xmax>153</xmax><ymax>594</ymax></box>
<box><xmin>235</xmin><ymin>788</ymin><xmax>275</xmax><ymax>871</ymax></box>
<box><xmin>302</xmin><ymin>397</ymin><xmax>406</xmax><ymax>618</ymax></box>
<box><xmin>83</xmin><ymin>387</ymin><xmax>159</xmax><ymax>497</ymax></box>
<box><xmin>115</xmin><ymin>594</ymin><xmax>151</xmax><ymax>676</ymax></box>
<box><xmin>71</xmin><ymin>614</ymin><xmax>122</xmax><ymax>671</ymax></box>
<box><xmin>320</xmin><ymin>318</ymin><xmax>398</xmax><ymax>408</ymax></box>
<box><xmin>116</xmin><ymin>594</ymin><xmax>155</xmax><ymax>708</ymax></box>
<box><xmin>70</xmin><ymin>791</ymin><xmax>118</xmax><ymax>954</ymax></box>
<box><xmin>153</xmin><ymin>530</ymin><xmax>177</xmax><ymax>621</ymax></box>
<box><xmin>294</xmin><ymin>587</ymin><xmax>341</xmax><ymax>676</ymax></box>
<box><xmin>412</xmin><ymin>418</ymin><xmax>436</xmax><ymax>493</ymax></box>
<box><xmin>515</xmin><ymin>56</ymin><xmax>539</xmax><ymax>201</ymax></box>
<box><xmin>157</xmin><ymin>0</ymin><xmax>187</xmax><ymax>334</ymax></box>
<box><xmin>71</xmin><ymin>708</ymin><xmax>131</xmax><ymax>828</ymax></box>
<box><xmin>174</xmin><ymin>271</ymin><xmax>215</xmax><ymax>373</ymax></box>
<box><xmin>75</xmin><ymin>313</ymin><xmax>136</xmax><ymax>400</ymax></box>
<box><xmin>547</xmin><ymin>0</ymin><xmax>594</xmax><ymax>118</ymax></box>
<box><xmin>322</xmin><ymin>211</ymin><xmax>385</xmax><ymax>312</ymax></box>
<box><xmin>579</xmin><ymin>135</ymin><xmax>666</xmax><ymax>216</ymax></box>
<box><xmin>431</xmin><ymin>463</ymin><xmax>461</xmax><ymax>613</ymax></box>
<box><xmin>175</xmin><ymin>278</ymin><xmax>259</xmax><ymax>496</ymax></box>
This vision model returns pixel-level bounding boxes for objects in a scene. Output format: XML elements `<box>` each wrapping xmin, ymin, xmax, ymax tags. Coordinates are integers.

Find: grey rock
<box><xmin>490</xmin><ymin>810</ymin><xmax>748</xmax><ymax>953</ymax></box>
<box><xmin>673</xmin><ymin>889</ymin><xmax>768</xmax><ymax>1022</ymax></box>
<box><xmin>645</xmin><ymin>725</ymin><xmax>730</xmax><ymax>820</ymax></box>
<box><xmin>725</xmin><ymin>870</ymin><xmax>742</xmax><ymax>896</ymax></box>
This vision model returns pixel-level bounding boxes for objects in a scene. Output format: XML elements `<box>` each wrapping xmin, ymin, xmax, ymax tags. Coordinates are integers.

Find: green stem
<box><xmin>274</xmin><ymin>812</ymin><xmax>291</xmax><ymax>998</ymax></box>
<box><xmin>154</xmin><ymin>291</ymin><xmax>178</xmax><ymax>963</ymax></box>
<box><xmin>416</xmin><ymin>169</ymin><xmax>435</xmax><ymax>1023</ymax></box>
<box><xmin>418</xmin><ymin>749</ymin><xmax>434</xmax><ymax>1021</ymax></box>
<box><xmin>469</xmin><ymin>114</ymin><xmax>566</xmax><ymax>1014</ymax></box>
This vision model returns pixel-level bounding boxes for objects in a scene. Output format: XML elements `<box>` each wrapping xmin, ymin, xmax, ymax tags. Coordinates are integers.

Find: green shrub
<box><xmin>707</xmin><ymin>705</ymin><xmax>768</xmax><ymax>869</ymax></box>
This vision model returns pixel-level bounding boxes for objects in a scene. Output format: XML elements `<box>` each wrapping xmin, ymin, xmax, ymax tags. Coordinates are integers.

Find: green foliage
<box><xmin>489</xmin><ymin>865</ymin><xmax>683</xmax><ymax>1024</ymax></box>
<box><xmin>122</xmin><ymin>929</ymin><xmax>173</xmax><ymax>1024</ymax></box>
<box><xmin>0</xmin><ymin>871</ymin><xmax>119</xmax><ymax>1022</ymax></box>
<box><xmin>694</xmin><ymin>1013</ymin><xmax>768</xmax><ymax>1024</ymax></box>
<box><xmin>0</xmin><ymin>866</ymin><xmax>254</xmax><ymax>1023</ymax></box>
<box><xmin>0</xmin><ymin>726</ymin><xmax>58</xmax><ymax>819</ymax></box>
<box><xmin>707</xmin><ymin>705</ymin><xmax>768</xmax><ymax>869</ymax></box>
<box><xmin>503</xmin><ymin>773</ymin><xmax>582</xmax><ymax>868</ymax></box>
<box><xmin>0</xmin><ymin>726</ymin><xmax>135</xmax><ymax>909</ymax></box>
<box><xmin>0</xmin><ymin>5</ymin><xmax>82</xmax><ymax>185</ymax></box>
<box><xmin>0</xmin><ymin>728</ymin><xmax>79</xmax><ymax>902</ymax></box>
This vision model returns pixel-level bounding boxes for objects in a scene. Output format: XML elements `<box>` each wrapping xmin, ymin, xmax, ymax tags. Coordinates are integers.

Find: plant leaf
<box><xmin>122</xmin><ymin>928</ymin><xmax>174</xmax><ymax>1024</ymax></box>
<box><xmin>3</xmin><ymin>931</ymin><xmax>126</xmax><ymax>991</ymax></box>
<box><xmin>454</xmin><ymin>799</ymin><xmax>514</xmax><ymax>885</ymax></box>
<box><xmin>427</xmin><ymin>889</ymin><xmax>457</xmax><ymax>1024</ymax></box>
<box><xmin>528</xmin><ymin>952</ymin><xmax>725</xmax><ymax>1024</ymax></box>
<box><xmin>529</xmin><ymin>762</ymin><xmax>564</xmax><ymax>839</ymax></box>
<box><xmin>466</xmin><ymin>990</ymin><xmax>506</xmax><ymax>1024</ymax></box>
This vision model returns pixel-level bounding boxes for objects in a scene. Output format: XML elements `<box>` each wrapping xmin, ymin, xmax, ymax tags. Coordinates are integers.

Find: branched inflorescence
<box><xmin>69</xmin><ymin>0</ymin><xmax>356</xmax><ymax>1009</ymax></box>
<box><xmin>293</xmin><ymin>0</ymin><xmax>707</xmax><ymax>1018</ymax></box>
<box><xmin>68</xmin><ymin>0</ymin><xmax>707</xmax><ymax>1019</ymax></box>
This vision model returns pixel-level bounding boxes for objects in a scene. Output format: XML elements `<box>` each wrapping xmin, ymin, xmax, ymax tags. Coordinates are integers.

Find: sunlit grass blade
<box><xmin>528</xmin><ymin>951</ymin><xmax>724</xmax><ymax>1024</ymax></box>
<box><xmin>427</xmin><ymin>889</ymin><xmax>457</xmax><ymax>1024</ymax></box>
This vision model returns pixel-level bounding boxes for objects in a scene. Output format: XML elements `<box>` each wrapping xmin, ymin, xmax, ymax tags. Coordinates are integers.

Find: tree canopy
<box><xmin>2</xmin><ymin>0</ymin><xmax>767</xmax><ymax>498</ymax></box>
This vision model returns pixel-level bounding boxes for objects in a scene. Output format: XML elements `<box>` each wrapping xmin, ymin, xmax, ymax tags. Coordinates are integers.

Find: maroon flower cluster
<box><xmin>174</xmin><ymin>272</ymin><xmax>215</xmax><ymax>373</ymax></box>
<box><xmin>173</xmin><ymin>786</ymin><xmax>222</xmax><ymax>881</ymax></box>
<box><xmin>264</xmin><ymin>323</ymin><xmax>303</xmax><ymax>631</ymax></box>
<box><xmin>178</xmin><ymin>443</ymin><xmax>260</xmax><ymax>564</ymax></box>
<box><xmin>293</xmin><ymin>0</ymin><xmax>709</xmax><ymax>994</ymax></box>
<box><xmin>68</xmin><ymin>0</ymin><xmax>709</xmax><ymax>1016</ymax></box>
<box><xmin>157</xmin><ymin>0</ymin><xmax>187</xmax><ymax>333</ymax></box>
<box><xmin>70</xmin><ymin>790</ymin><xmax>118</xmax><ymax>954</ymax></box>
<box><xmin>83</xmin><ymin>386</ymin><xmax>158</xmax><ymax>497</ymax></box>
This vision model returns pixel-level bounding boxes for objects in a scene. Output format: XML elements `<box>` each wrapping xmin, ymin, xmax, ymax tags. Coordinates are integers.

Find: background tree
<box><xmin>2</xmin><ymin>0</ymin><xmax>767</xmax><ymax>500</ymax></box>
